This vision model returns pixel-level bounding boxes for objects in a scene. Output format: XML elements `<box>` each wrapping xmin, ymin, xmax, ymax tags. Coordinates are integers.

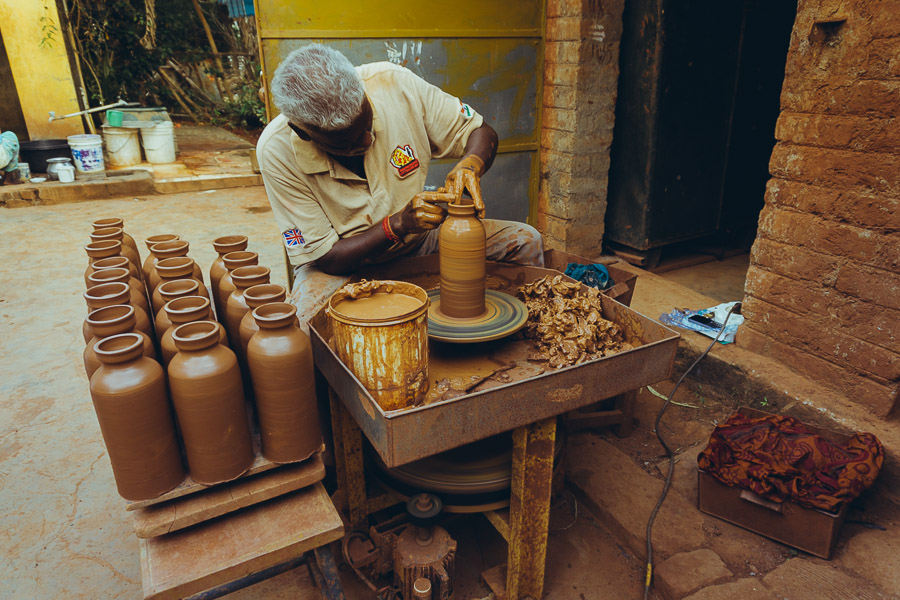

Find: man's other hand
<box><xmin>396</xmin><ymin>189</ymin><xmax>455</xmax><ymax>235</ymax></box>
<box><xmin>445</xmin><ymin>154</ymin><xmax>485</xmax><ymax>218</ymax></box>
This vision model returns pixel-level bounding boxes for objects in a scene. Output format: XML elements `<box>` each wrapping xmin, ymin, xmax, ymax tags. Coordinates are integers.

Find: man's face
<box><xmin>290</xmin><ymin>97</ymin><xmax>374</xmax><ymax>157</ymax></box>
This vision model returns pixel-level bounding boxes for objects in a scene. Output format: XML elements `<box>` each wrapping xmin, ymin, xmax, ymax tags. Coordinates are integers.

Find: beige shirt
<box><xmin>257</xmin><ymin>62</ymin><xmax>484</xmax><ymax>267</ymax></box>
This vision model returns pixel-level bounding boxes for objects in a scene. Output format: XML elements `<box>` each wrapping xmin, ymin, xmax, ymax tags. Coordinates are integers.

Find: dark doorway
<box><xmin>0</xmin><ymin>28</ymin><xmax>28</xmax><ymax>139</ymax></box>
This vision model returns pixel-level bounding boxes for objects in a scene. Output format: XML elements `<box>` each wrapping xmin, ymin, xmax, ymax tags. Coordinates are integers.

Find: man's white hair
<box><xmin>271</xmin><ymin>44</ymin><xmax>364</xmax><ymax>130</ymax></box>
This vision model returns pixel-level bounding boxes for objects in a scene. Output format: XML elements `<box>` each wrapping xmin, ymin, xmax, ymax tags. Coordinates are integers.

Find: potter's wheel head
<box><xmin>426</xmin><ymin>289</ymin><xmax>528</xmax><ymax>343</ymax></box>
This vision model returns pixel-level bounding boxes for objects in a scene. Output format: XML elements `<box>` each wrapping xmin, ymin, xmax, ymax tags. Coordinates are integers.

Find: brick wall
<box><xmin>538</xmin><ymin>0</ymin><xmax>624</xmax><ymax>258</ymax></box>
<box><xmin>740</xmin><ymin>0</ymin><xmax>900</xmax><ymax>417</ymax></box>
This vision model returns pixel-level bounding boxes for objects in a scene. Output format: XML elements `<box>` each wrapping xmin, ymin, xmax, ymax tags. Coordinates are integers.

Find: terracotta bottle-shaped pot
<box><xmin>85</xmin><ymin>240</ymin><xmax>140</xmax><ymax>285</ymax></box>
<box><xmin>147</xmin><ymin>240</ymin><xmax>203</xmax><ymax>293</ymax></box>
<box><xmin>248</xmin><ymin>302</ymin><xmax>322</xmax><ymax>463</ymax></box>
<box><xmin>154</xmin><ymin>279</ymin><xmax>204</xmax><ymax>343</ymax></box>
<box><xmin>87</xmin><ymin>267</ymin><xmax>151</xmax><ymax>317</ymax></box>
<box><xmin>83</xmin><ymin>282</ymin><xmax>153</xmax><ymax>343</ymax></box>
<box><xmin>218</xmin><ymin>251</ymin><xmax>258</xmax><ymax>324</ymax></box>
<box><xmin>90</xmin><ymin>227</ymin><xmax>142</xmax><ymax>279</ymax></box>
<box><xmin>84</xmin><ymin>305</ymin><xmax>156</xmax><ymax>379</ymax></box>
<box><xmin>239</xmin><ymin>283</ymin><xmax>286</xmax><ymax>357</ymax></box>
<box><xmin>142</xmin><ymin>234</ymin><xmax>180</xmax><ymax>282</ymax></box>
<box><xmin>151</xmin><ymin>257</ymin><xmax>208</xmax><ymax>315</ymax></box>
<box><xmin>92</xmin><ymin>217</ymin><xmax>140</xmax><ymax>260</ymax></box>
<box><xmin>438</xmin><ymin>202</ymin><xmax>486</xmax><ymax>318</ymax></box>
<box><xmin>210</xmin><ymin>235</ymin><xmax>249</xmax><ymax>319</ymax></box>
<box><xmin>90</xmin><ymin>333</ymin><xmax>185</xmax><ymax>500</ymax></box>
<box><xmin>89</xmin><ymin>257</ymin><xmax>148</xmax><ymax>299</ymax></box>
<box><xmin>224</xmin><ymin>265</ymin><xmax>270</xmax><ymax>356</ymax></box>
<box><xmin>160</xmin><ymin>296</ymin><xmax>226</xmax><ymax>365</ymax></box>
<box><xmin>168</xmin><ymin>321</ymin><xmax>254</xmax><ymax>484</ymax></box>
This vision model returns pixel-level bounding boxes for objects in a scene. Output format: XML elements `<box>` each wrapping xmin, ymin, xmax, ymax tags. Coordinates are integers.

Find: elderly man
<box><xmin>256</xmin><ymin>44</ymin><xmax>544</xmax><ymax>321</ymax></box>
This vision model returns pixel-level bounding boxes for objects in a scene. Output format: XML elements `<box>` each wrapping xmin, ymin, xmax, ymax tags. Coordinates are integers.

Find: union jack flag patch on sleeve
<box><xmin>283</xmin><ymin>228</ymin><xmax>305</xmax><ymax>247</ymax></box>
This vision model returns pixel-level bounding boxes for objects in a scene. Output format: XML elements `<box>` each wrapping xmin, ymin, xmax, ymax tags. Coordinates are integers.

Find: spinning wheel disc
<box><xmin>426</xmin><ymin>289</ymin><xmax>528</xmax><ymax>343</ymax></box>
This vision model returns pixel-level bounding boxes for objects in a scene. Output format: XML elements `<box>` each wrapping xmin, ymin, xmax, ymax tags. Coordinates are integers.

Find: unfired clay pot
<box><xmin>238</xmin><ymin>284</ymin><xmax>286</xmax><ymax>357</ymax></box>
<box><xmin>248</xmin><ymin>302</ymin><xmax>322</xmax><ymax>463</ymax></box>
<box><xmin>154</xmin><ymin>279</ymin><xmax>204</xmax><ymax>343</ymax></box>
<box><xmin>142</xmin><ymin>234</ymin><xmax>180</xmax><ymax>282</ymax></box>
<box><xmin>151</xmin><ymin>257</ymin><xmax>208</xmax><ymax>315</ymax></box>
<box><xmin>84</xmin><ymin>304</ymin><xmax>155</xmax><ymax>379</ymax></box>
<box><xmin>147</xmin><ymin>240</ymin><xmax>202</xmax><ymax>293</ymax></box>
<box><xmin>87</xmin><ymin>266</ymin><xmax>150</xmax><ymax>317</ymax></box>
<box><xmin>89</xmin><ymin>257</ymin><xmax>148</xmax><ymax>298</ymax></box>
<box><xmin>438</xmin><ymin>202</ymin><xmax>486</xmax><ymax>318</ymax></box>
<box><xmin>168</xmin><ymin>321</ymin><xmax>254</xmax><ymax>484</ymax></box>
<box><xmin>83</xmin><ymin>282</ymin><xmax>153</xmax><ymax>343</ymax></box>
<box><xmin>160</xmin><ymin>296</ymin><xmax>225</xmax><ymax>364</ymax></box>
<box><xmin>223</xmin><ymin>265</ymin><xmax>270</xmax><ymax>353</ymax></box>
<box><xmin>85</xmin><ymin>240</ymin><xmax>140</xmax><ymax>285</ymax></box>
<box><xmin>218</xmin><ymin>251</ymin><xmax>258</xmax><ymax>327</ymax></box>
<box><xmin>90</xmin><ymin>227</ymin><xmax>141</xmax><ymax>278</ymax></box>
<box><xmin>90</xmin><ymin>333</ymin><xmax>184</xmax><ymax>500</ymax></box>
<box><xmin>92</xmin><ymin>217</ymin><xmax>140</xmax><ymax>260</ymax></box>
<box><xmin>210</xmin><ymin>235</ymin><xmax>249</xmax><ymax>319</ymax></box>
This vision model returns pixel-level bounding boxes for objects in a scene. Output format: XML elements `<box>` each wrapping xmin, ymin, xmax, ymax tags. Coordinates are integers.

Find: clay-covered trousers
<box><xmin>289</xmin><ymin>219</ymin><xmax>544</xmax><ymax>331</ymax></box>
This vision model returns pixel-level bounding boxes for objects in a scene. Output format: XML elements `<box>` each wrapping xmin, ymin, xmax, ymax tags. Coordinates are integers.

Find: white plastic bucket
<box><xmin>102</xmin><ymin>127</ymin><xmax>141</xmax><ymax>167</ymax></box>
<box><xmin>140</xmin><ymin>121</ymin><xmax>176</xmax><ymax>164</ymax></box>
<box><xmin>68</xmin><ymin>134</ymin><xmax>105</xmax><ymax>173</ymax></box>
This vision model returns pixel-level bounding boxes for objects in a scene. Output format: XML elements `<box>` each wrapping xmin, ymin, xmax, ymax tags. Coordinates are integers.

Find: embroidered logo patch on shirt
<box><xmin>390</xmin><ymin>144</ymin><xmax>420</xmax><ymax>178</ymax></box>
<box><xmin>283</xmin><ymin>228</ymin><xmax>305</xmax><ymax>247</ymax></box>
<box><xmin>459</xmin><ymin>100</ymin><xmax>474</xmax><ymax>119</ymax></box>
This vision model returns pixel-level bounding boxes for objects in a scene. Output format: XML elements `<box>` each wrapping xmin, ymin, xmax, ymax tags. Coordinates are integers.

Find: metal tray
<box><xmin>309</xmin><ymin>257</ymin><xmax>680</xmax><ymax>468</ymax></box>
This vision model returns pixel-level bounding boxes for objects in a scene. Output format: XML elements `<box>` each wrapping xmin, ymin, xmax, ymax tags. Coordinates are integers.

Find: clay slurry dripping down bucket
<box><xmin>327</xmin><ymin>280</ymin><xmax>429</xmax><ymax>412</ymax></box>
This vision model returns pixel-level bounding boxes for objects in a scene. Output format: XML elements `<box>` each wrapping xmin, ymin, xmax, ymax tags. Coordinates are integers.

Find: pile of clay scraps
<box><xmin>517</xmin><ymin>275</ymin><xmax>631</xmax><ymax>368</ymax></box>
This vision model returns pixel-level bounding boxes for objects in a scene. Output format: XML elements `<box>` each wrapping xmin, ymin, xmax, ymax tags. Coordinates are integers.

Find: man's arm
<box><xmin>444</xmin><ymin>123</ymin><xmax>498</xmax><ymax>217</ymax></box>
<box><xmin>463</xmin><ymin>123</ymin><xmax>499</xmax><ymax>173</ymax></box>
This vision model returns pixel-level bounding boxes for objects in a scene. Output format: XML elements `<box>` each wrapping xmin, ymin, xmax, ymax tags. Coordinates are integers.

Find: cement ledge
<box><xmin>0</xmin><ymin>171</ymin><xmax>155</xmax><ymax>207</ymax></box>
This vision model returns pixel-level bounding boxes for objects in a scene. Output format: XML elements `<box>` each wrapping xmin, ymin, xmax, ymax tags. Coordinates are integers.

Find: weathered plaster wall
<box><xmin>740</xmin><ymin>0</ymin><xmax>900</xmax><ymax>417</ymax></box>
<box><xmin>539</xmin><ymin>0</ymin><xmax>624</xmax><ymax>258</ymax></box>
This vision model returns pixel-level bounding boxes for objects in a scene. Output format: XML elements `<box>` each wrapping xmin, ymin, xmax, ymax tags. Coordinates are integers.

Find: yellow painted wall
<box><xmin>0</xmin><ymin>0</ymin><xmax>83</xmax><ymax>139</ymax></box>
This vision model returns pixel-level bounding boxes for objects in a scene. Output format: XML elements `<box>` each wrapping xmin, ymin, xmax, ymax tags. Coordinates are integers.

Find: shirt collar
<box><xmin>290</xmin><ymin>95</ymin><xmax>381</xmax><ymax>177</ymax></box>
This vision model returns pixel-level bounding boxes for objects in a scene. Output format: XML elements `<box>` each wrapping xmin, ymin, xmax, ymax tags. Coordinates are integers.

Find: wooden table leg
<box><xmin>506</xmin><ymin>418</ymin><xmax>556</xmax><ymax>600</ymax></box>
<box><xmin>312</xmin><ymin>545</ymin><xmax>346</xmax><ymax>600</ymax></box>
<box><xmin>329</xmin><ymin>388</ymin><xmax>368</xmax><ymax>529</ymax></box>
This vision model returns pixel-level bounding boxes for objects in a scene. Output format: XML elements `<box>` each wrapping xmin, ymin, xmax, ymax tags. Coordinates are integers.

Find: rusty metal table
<box><xmin>310</xmin><ymin>258</ymin><xmax>679</xmax><ymax>599</ymax></box>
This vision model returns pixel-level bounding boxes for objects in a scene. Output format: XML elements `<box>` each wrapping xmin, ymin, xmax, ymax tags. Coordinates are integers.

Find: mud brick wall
<box><xmin>538</xmin><ymin>0</ymin><xmax>624</xmax><ymax>258</ymax></box>
<box><xmin>740</xmin><ymin>0</ymin><xmax>900</xmax><ymax>417</ymax></box>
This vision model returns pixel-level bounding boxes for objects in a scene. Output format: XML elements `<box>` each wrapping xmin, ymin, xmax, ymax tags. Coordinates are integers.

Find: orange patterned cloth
<box><xmin>698</xmin><ymin>412</ymin><xmax>883</xmax><ymax>513</ymax></box>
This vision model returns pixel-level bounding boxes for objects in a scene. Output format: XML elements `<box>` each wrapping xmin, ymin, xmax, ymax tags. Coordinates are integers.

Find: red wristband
<box><xmin>382</xmin><ymin>216</ymin><xmax>400</xmax><ymax>243</ymax></box>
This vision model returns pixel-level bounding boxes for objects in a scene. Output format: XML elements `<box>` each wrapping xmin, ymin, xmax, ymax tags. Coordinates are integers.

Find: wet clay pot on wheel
<box><xmin>238</xmin><ymin>283</ymin><xmax>286</xmax><ymax>357</ymax></box>
<box><xmin>90</xmin><ymin>227</ymin><xmax>142</xmax><ymax>279</ymax></box>
<box><xmin>438</xmin><ymin>203</ymin><xmax>486</xmax><ymax>318</ymax></box>
<box><xmin>224</xmin><ymin>265</ymin><xmax>270</xmax><ymax>354</ymax></box>
<box><xmin>154</xmin><ymin>279</ymin><xmax>204</xmax><ymax>343</ymax></box>
<box><xmin>248</xmin><ymin>302</ymin><xmax>322</xmax><ymax>463</ymax></box>
<box><xmin>92</xmin><ymin>217</ymin><xmax>140</xmax><ymax>261</ymax></box>
<box><xmin>151</xmin><ymin>257</ymin><xmax>208</xmax><ymax>315</ymax></box>
<box><xmin>217</xmin><ymin>251</ymin><xmax>258</xmax><ymax>327</ymax></box>
<box><xmin>142</xmin><ymin>234</ymin><xmax>179</xmax><ymax>282</ymax></box>
<box><xmin>147</xmin><ymin>240</ymin><xmax>202</xmax><ymax>294</ymax></box>
<box><xmin>84</xmin><ymin>304</ymin><xmax>156</xmax><ymax>379</ymax></box>
<box><xmin>168</xmin><ymin>321</ymin><xmax>254</xmax><ymax>484</ymax></box>
<box><xmin>210</xmin><ymin>235</ymin><xmax>249</xmax><ymax>320</ymax></box>
<box><xmin>83</xmin><ymin>282</ymin><xmax>153</xmax><ymax>343</ymax></box>
<box><xmin>87</xmin><ymin>266</ymin><xmax>150</xmax><ymax>317</ymax></box>
<box><xmin>160</xmin><ymin>296</ymin><xmax>225</xmax><ymax>365</ymax></box>
<box><xmin>89</xmin><ymin>333</ymin><xmax>185</xmax><ymax>500</ymax></box>
<box><xmin>85</xmin><ymin>240</ymin><xmax>140</xmax><ymax>286</ymax></box>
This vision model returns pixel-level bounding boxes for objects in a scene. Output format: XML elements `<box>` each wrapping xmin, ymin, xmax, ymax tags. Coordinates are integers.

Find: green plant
<box><xmin>39</xmin><ymin>1</ymin><xmax>60</xmax><ymax>48</ymax></box>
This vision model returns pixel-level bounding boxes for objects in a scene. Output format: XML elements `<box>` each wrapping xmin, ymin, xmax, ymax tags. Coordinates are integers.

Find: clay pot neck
<box><xmin>151</xmin><ymin>240</ymin><xmax>190</xmax><ymax>260</ymax></box>
<box><xmin>165</xmin><ymin>296</ymin><xmax>211</xmax><ymax>324</ymax></box>
<box><xmin>90</xmin><ymin>256</ymin><xmax>131</xmax><ymax>273</ymax></box>
<box><xmin>87</xmin><ymin>305</ymin><xmax>136</xmax><ymax>338</ymax></box>
<box><xmin>213</xmin><ymin>235</ymin><xmax>249</xmax><ymax>256</ymax></box>
<box><xmin>223</xmin><ymin>251</ymin><xmax>258</xmax><ymax>272</ymax></box>
<box><xmin>92</xmin><ymin>217</ymin><xmax>124</xmax><ymax>230</ymax></box>
<box><xmin>145</xmin><ymin>234</ymin><xmax>179</xmax><ymax>251</ymax></box>
<box><xmin>158</xmin><ymin>279</ymin><xmax>201</xmax><ymax>301</ymax></box>
<box><xmin>88</xmin><ymin>267</ymin><xmax>130</xmax><ymax>288</ymax></box>
<box><xmin>94</xmin><ymin>333</ymin><xmax>145</xmax><ymax>364</ymax></box>
<box><xmin>172</xmin><ymin>320</ymin><xmax>222</xmax><ymax>351</ymax></box>
<box><xmin>156</xmin><ymin>257</ymin><xmax>195</xmax><ymax>280</ymax></box>
<box><xmin>253</xmin><ymin>302</ymin><xmax>298</xmax><ymax>329</ymax></box>
<box><xmin>85</xmin><ymin>282</ymin><xmax>130</xmax><ymax>308</ymax></box>
<box><xmin>447</xmin><ymin>203</ymin><xmax>477</xmax><ymax>217</ymax></box>
<box><xmin>85</xmin><ymin>240</ymin><xmax>122</xmax><ymax>260</ymax></box>
<box><xmin>90</xmin><ymin>227</ymin><xmax>125</xmax><ymax>244</ymax></box>
<box><xmin>231</xmin><ymin>266</ymin><xmax>270</xmax><ymax>290</ymax></box>
<box><xmin>244</xmin><ymin>284</ymin><xmax>287</xmax><ymax>308</ymax></box>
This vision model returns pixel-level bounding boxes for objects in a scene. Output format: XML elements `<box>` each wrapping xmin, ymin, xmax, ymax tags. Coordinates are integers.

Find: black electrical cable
<box><xmin>643</xmin><ymin>303</ymin><xmax>740</xmax><ymax>600</ymax></box>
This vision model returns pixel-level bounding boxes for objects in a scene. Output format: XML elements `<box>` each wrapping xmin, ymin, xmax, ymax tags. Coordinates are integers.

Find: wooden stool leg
<box><xmin>612</xmin><ymin>389</ymin><xmax>636</xmax><ymax>438</ymax></box>
<box><xmin>329</xmin><ymin>389</ymin><xmax>368</xmax><ymax>529</ymax></box>
<box><xmin>312</xmin><ymin>545</ymin><xmax>345</xmax><ymax>600</ymax></box>
<box><xmin>506</xmin><ymin>418</ymin><xmax>556</xmax><ymax>599</ymax></box>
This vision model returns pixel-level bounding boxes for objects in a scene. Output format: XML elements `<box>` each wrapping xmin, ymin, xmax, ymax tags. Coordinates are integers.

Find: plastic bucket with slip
<box><xmin>67</xmin><ymin>134</ymin><xmax>105</xmax><ymax>173</ymax></box>
<box><xmin>140</xmin><ymin>121</ymin><xmax>176</xmax><ymax>164</ymax></box>
<box><xmin>327</xmin><ymin>280</ymin><xmax>430</xmax><ymax>412</ymax></box>
<box><xmin>102</xmin><ymin>127</ymin><xmax>141</xmax><ymax>167</ymax></box>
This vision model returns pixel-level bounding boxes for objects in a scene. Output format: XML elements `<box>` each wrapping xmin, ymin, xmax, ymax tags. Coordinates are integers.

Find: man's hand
<box><xmin>394</xmin><ymin>189</ymin><xmax>456</xmax><ymax>236</ymax></box>
<box><xmin>445</xmin><ymin>154</ymin><xmax>485</xmax><ymax>218</ymax></box>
